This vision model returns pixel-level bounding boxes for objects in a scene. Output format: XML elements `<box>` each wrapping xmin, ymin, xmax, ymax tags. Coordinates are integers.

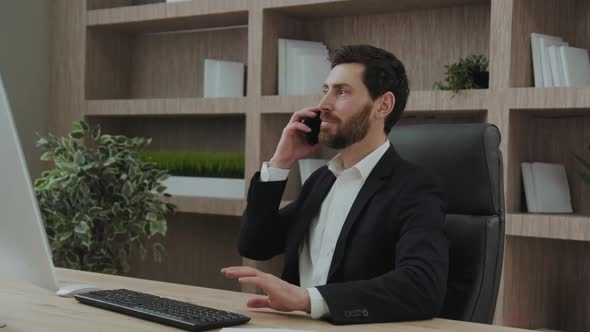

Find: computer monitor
<box><xmin>0</xmin><ymin>73</ymin><xmax>58</xmax><ymax>291</ymax></box>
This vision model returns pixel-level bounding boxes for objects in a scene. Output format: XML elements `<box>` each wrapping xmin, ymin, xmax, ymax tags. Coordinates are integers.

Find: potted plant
<box><xmin>141</xmin><ymin>150</ymin><xmax>245</xmax><ymax>199</ymax></box>
<box><xmin>433</xmin><ymin>54</ymin><xmax>489</xmax><ymax>93</ymax></box>
<box><xmin>34</xmin><ymin>121</ymin><xmax>175</xmax><ymax>275</ymax></box>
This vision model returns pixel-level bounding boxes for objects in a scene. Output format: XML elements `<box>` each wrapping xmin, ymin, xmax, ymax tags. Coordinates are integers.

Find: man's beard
<box><xmin>319</xmin><ymin>102</ymin><xmax>373</xmax><ymax>150</ymax></box>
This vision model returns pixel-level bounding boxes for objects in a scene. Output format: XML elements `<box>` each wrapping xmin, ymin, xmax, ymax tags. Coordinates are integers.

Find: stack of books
<box><xmin>531</xmin><ymin>33</ymin><xmax>590</xmax><ymax>87</ymax></box>
<box><xmin>278</xmin><ymin>39</ymin><xmax>331</xmax><ymax>96</ymax></box>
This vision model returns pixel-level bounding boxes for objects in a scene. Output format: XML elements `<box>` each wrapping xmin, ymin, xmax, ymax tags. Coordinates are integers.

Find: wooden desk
<box><xmin>0</xmin><ymin>268</ymin><xmax>528</xmax><ymax>332</ymax></box>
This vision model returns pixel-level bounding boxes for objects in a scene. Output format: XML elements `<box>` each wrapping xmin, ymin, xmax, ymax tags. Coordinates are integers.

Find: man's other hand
<box><xmin>221</xmin><ymin>266</ymin><xmax>311</xmax><ymax>313</ymax></box>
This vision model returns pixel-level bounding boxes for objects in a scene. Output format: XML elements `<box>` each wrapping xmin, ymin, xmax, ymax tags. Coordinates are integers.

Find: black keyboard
<box><xmin>74</xmin><ymin>289</ymin><xmax>250</xmax><ymax>331</ymax></box>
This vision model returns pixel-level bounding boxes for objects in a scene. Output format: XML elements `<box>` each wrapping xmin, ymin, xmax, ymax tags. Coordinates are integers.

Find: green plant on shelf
<box><xmin>34</xmin><ymin>121</ymin><xmax>175</xmax><ymax>275</ymax></box>
<box><xmin>140</xmin><ymin>150</ymin><xmax>245</xmax><ymax>179</ymax></box>
<box><xmin>433</xmin><ymin>54</ymin><xmax>489</xmax><ymax>93</ymax></box>
<box><xmin>574</xmin><ymin>143</ymin><xmax>590</xmax><ymax>185</ymax></box>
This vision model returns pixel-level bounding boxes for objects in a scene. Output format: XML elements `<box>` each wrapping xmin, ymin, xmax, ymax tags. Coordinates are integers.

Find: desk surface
<box><xmin>0</xmin><ymin>268</ymin><xmax>528</xmax><ymax>332</ymax></box>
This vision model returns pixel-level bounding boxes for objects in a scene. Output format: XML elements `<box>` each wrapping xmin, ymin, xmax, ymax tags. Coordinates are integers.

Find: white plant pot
<box><xmin>298</xmin><ymin>159</ymin><xmax>328</xmax><ymax>185</ymax></box>
<box><xmin>162</xmin><ymin>176</ymin><xmax>245</xmax><ymax>199</ymax></box>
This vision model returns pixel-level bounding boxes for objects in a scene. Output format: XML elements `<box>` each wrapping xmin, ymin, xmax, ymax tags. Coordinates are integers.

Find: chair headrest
<box><xmin>389</xmin><ymin>123</ymin><xmax>502</xmax><ymax>215</ymax></box>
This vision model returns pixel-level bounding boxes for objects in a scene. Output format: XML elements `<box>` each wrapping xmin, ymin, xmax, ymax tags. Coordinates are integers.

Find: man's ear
<box><xmin>376</xmin><ymin>92</ymin><xmax>395</xmax><ymax>119</ymax></box>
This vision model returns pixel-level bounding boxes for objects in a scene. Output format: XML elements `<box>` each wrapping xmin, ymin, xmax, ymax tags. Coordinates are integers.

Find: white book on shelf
<box><xmin>548</xmin><ymin>46</ymin><xmax>565</xmax><ymax>87</ymax></box>
<box><xmin>531</xmin><ymin>33</ymin><xmax>552</xmax><ymax>87</ymax></box>
<box><xmin>560</xmin><ymin>46</ymin><xmax>590</xmax><ymax>87</ymax></box>
<box><xmin>278</xmin><ymin>38</ymin><xmax>288</xmax><ymax>96</ymax></box>
<box><xmin>521</xmin><ymin>162</ymin><xmax>539</xmax><ymax>212</ymax></box>
<box><xmin>278</xmin><ymin>38</ymin><xmax>329</xmax><ymax>96</ymax></box>
<box><xmin>522</xmin><ymin>162</ymin><xmax>573</xmax><ymax>213</ymax></box>
<box><xmin>531</xmin><ymin>33</ymin><xmax>562</xmax><ymax>87</ymax></box>
<box><xmin>539</xmin><ymin>36</ymin><xmax>568</xmax><ymax>87</ymax></box>
<box><xmin>289</xmin><ymin>45</ymin><xmax>330</xmax><ymax>96</ymax></box>
<box><xmin>203</xmin><ymin>59</ymin><xmax>245</xmax><ymax>98</ymax></box>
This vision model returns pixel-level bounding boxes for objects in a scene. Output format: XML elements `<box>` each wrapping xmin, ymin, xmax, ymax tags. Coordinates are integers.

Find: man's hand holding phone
<box><xmin>269</xmin><ymin>107</ymin><xmax>321</xmax><ymax>169</ymax></box>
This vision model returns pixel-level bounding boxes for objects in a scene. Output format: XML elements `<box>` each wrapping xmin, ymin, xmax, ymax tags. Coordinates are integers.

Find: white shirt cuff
<box><xmin>307</xmin><ymin>287</ymin><xmax>330</xmax><ymax>319</ymax></box>
<box><xmin>260</xmin><ymin>162</ymin><xmax>290</xmax><ymax>182</ymax></box>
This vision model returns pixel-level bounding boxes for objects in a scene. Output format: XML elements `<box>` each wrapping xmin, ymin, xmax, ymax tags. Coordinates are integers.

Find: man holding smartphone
<box><xmin>222</xmin><ymin>45</ymin><xmax>448</xmax><ymax>324</ymax></box>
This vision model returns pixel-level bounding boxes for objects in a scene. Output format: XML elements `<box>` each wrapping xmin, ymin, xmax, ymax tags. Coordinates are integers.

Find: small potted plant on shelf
<box><xmin>433</xmin><ymin>54</ymin><xmax>489</xmax><ymax>94</ymax></box>
<box><xmin>141</xmin><ymin>150</ymin><xmax>245</xmax><ymax>199</ymax></box>
<box><xmin>34</xmin><ymin>121</ymin><xmax>175</xmax><ymax>275</ymax></box>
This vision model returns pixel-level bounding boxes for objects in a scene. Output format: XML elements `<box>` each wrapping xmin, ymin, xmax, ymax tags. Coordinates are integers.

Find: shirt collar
<box><xmin>327</xmin><ymin>140</ymin><xmax>391</xmax><ymax>180</ymax></box>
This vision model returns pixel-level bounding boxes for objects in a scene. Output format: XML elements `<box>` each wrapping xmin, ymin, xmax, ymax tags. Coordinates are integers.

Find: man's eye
<box><xmin>337</xmin><ymin>89</ymin><xmax>347</xmax><ymax>95</ymax></box>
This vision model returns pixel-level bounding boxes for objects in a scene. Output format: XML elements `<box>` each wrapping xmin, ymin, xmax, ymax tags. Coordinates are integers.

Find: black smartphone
<box><xmin>300</xmin><ymin>112</ymin><xmax>321</xmax><ymax>145</ymax></box>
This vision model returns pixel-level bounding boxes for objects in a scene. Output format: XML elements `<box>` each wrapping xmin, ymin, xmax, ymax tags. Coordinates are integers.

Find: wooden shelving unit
<box><xmin>86</xmin><ymin>98</ymin><xmax>249</xmax><ymax>116</ymax></box>
<box><xmin>509</xmin><ymin>87</ymin><xmax>590</xmax><ymax>109</ymax></box>
<box><xmin>49</xmin><ymin>0</ymin><xmax>590</xmax><ymax>331</ymax></box>
<box><xmin>506</xmin><ymin>213</ymin><xmax>590</xmax><ymax>241</ymax></box>
<box><xmin>87</xmin><ymin>1</ymin><xmax>249</xmax><ymax>31</ymax></box>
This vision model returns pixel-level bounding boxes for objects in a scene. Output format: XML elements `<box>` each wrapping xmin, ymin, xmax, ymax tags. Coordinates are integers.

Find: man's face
<box><xmin>318</xmin><ymin>63</ymin><xmax>376</xmax><ymax>150</ymax></box>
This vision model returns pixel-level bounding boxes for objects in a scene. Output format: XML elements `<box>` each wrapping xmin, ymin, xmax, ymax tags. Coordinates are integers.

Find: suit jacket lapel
<box><xmin>326</xmin><ymin>145</ymin><xmax>401</xmax><ymax>281</ymax></box>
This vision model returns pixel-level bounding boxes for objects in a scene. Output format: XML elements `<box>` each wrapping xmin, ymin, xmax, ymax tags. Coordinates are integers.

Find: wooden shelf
<box><xmin>86</xmin><ymin>98</ymin><xmax>248</xmax><ymax>116</ymax></box>
<box><xmin>159</xmin><ymin>195</ymin><xmax>245</xmax><ymax>216</ymax></box>
<box><xmin>509</xmin><ymin>87</ymin><xmax>590</xmax><ymax>110</ymax></box>
<box><xmin>510</xmin><ymin>0</ymin><xmax>590</xmax><ymax>89</ymax></box>
<box><xmin>506</xmin><ymin>108</ymin><xmax>590</xmax><ymax>217</ymax></box>
<box><xmin>259</xmin><ymin>95</ymin><xmax>321</xmax><ymax>114</ymax></box>
<box><xmin>259</xmin><ymin>90</ymin><xmax>489</xmax><ymax>114</ymax></box>
<box><xmin>87</xmin><ymin>0</ymin><xmax>248</xmax><ymax>33</ymax></box>
<box><xmin>506</xmin><ymin>213</ymin><xmax>590</xmax><ymax>241</ymax></box>
<box><xmin>406</xmin><ymin>90</ymin><xmax>489</xmax><ymax>112</ymax></box>
<box><xmin>262</xmin><ymin>0</ymin><xmax>488</xmax><ymax>18</ymax></box>
<box><xmin>261</xmin><ymin>1</ymin><xmax>491</xmax><ymax>94</ymax></box>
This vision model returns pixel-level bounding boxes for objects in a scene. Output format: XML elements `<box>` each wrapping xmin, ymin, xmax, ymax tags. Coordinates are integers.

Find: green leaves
<box><xmin>433</xmin><ymin>54</ymin><xmax>489</xmax><ymax>93</ymax></box>
<box><xmin>153</xmin><ymin>243</ymin><xmax>165</xmax><ymax>263</ymax></box>
<box><xmin>40</xmin><ymin>151</ymin><xmax>54</xmax><ymax>161</ymax></box>
<box><xmin>74</xmin><ymin>150</ymin><xmax>85</xmax><ymax>165</ymax></box>
<box><xmin>92</xmin><ymin>125</ymin><xmax>101</xmax><ymax>140</ymax></box>
<box><xmin>149</xmin><ymin>221</ymin><xmax>161</xmax><ymax>235</ymax></box>
<box><xmin>74</xmin><ymin>221</ymin><xmax>90</xmax><ymax>234</ymax></box>
<box><xmin>122</xmin><ymin>181</ymin><xmax>133</xmax><ymax>198</ymax></box>
<box><xmin>59</xmin><ymin>231</ymin><xmax>73</xmax><ymax>242</ymax></box>
<box><xmin>34</xmin><ymin>120</ymin><xmax>176</xmax><ymax>275</ymax></box>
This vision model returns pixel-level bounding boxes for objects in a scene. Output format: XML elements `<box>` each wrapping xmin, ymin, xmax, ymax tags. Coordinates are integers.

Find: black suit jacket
<box><xmin>238</xmin><ymin>144</ymin><xmax>449</xmax><ymax>324</ymax></box>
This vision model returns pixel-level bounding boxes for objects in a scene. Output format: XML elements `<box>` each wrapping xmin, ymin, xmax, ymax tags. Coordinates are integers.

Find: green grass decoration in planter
<box><xmin>34</xmin><ymin>121</ymin><xmax>175</xmax><ymax>275</ymax></box>
<box><xmin>433</xmin><ymin>54</ymin><xmax>489</xmax><ymax>93</ymax></box>
<box><xmin>140</xmin><ymin>150</ymin><xmax>245</xmax><ymax>179</ymax></box>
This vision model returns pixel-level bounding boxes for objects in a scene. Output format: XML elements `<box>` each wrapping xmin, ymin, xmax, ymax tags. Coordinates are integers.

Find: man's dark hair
<box><xmin>328</xmin><ymin>45</ymin><xmax>410</xmax><ymax>134</ymax></box>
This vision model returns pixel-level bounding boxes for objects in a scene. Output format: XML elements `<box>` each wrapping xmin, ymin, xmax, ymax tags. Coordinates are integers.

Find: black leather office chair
<box><xmin>389</xmin><ymin>123</ymin><xmax>504</xmax><ymax>324</ymax></box>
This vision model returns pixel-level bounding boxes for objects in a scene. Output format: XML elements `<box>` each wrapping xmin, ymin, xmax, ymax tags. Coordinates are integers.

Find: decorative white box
<box><xmin>162</xmin><ymin>176</ymin><xmax>245</xmax><ymax>199</ymax></box>
<box><xmin>203</xmin><ymin>59</ymin><xmax>245</xmax><ymax>98</ymax></box>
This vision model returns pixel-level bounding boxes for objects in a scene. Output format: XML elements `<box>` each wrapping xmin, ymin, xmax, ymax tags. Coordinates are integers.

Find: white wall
<box><xmin>0</xmin><ymin>0</ymin><xmax>50</xmax><ymax>179</ymax></box>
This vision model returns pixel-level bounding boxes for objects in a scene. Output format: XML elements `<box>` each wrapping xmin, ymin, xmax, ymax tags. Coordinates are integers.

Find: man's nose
<box><xmin>318</xmin><ymin>93</ymin><xmax>334</xmax><ymax>112</ymax></box>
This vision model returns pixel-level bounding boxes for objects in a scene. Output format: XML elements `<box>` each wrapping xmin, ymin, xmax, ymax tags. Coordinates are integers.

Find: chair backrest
<box><xmin>389</xmin><ymin>123</ymin><xmax>504</xmax><ymax>324</ymax></box>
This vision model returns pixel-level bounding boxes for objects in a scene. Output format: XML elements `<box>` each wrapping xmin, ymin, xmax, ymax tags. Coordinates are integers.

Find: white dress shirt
<box><xmin>260</xmin><ymin>140</ymin><xmax>391</xmax><ymax>319</ymax></box>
